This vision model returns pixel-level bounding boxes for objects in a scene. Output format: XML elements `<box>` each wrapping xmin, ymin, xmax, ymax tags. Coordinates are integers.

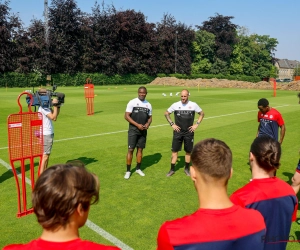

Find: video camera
<box><xmin>26</xmin><ymin>85</ymin><xmax>65</xmax><ymax>109</ymax></box>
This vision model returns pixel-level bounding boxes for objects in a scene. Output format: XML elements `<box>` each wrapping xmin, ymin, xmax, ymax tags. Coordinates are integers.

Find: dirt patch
<box><xmin>149</xmin><ymin>77</ymin><xmax>300</xmax><ymax>91</ymax></box>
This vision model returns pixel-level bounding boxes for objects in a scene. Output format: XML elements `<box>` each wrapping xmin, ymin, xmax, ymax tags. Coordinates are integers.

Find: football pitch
<box><xmin>0</xmin><ymin>85</ymin><xmax>299</xmax><ymax>249</ymax></box>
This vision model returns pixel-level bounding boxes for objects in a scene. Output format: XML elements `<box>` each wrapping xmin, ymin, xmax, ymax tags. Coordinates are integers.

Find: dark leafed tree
<box><xmin>48</xmin><ymin>0</ymin><xmax>83</xmax><ymax>74</ymax></box>
<box><xmin>80</xmin><ymin>2</ymin><xmax>118</xmax><ymax>75</ymax></box>
<box><xmin>174</xmin><ymin>22</ymin><xmax>194</xmax><ymax>74</ymax></box>
<box><xmin>82</xmin><ymin>2</ymin><xmax>157</xmax><ymax>75</ymax></box>
<box><xmin>0</xmin><ymin>0</ymin><xmax>23</xmax><ymax>72</ymax></box>
<box><xmin>197</xmin><ymin>13</ymin><xmax>238</xmax><ymax>73</ymax></box>
<box><xmin>25</xmin><ymin>19</ymin><xmax>49</xmax><ymax>74</ymax></box>
<box><xmin>154</xmin><ymin>14</ymin><xmax>177</xmax><ymax>74</ymax></box>
<box><xmin>155</xmin><ymin>14</ymin><xmax>194</xmax><ymax>74</ymax></box>
<box><xmin>111</xmin><ymin>9</ymin><xmax>156</xmax><ymax>75</ymax></box>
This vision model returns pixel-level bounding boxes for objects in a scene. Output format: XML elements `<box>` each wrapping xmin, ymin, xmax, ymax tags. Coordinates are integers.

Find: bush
<box><xmin>0</xmin><ymin>73</ymin><xmax>156</xmax><ymax>88</ymax></box>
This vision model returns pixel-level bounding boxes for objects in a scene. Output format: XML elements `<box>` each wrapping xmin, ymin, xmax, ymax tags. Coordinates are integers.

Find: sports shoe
<box><xmin>136</xmin><ymin>169</ymin><xmax>145</xmax><ymax>176</ymax></box>
<box><xmin>184</xmin><ymin>168</ymin><xmax>190</xmax><ymax>176</ymax></box>
<box><xmin>166</xmin><ymin>170</ymin><xmax>175</xmax><ymax>177</ymax></box>
<box><xmin>124</xmin><ymin>171</ymin><xmax>131</xmax><ymax>179</ymax></box>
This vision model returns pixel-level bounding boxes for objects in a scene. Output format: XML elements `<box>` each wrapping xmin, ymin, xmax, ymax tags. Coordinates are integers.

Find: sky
<box><xmin>6</xmin><ymin>0</ymin><xmax>300</xmax><ymax>61</ymax></box>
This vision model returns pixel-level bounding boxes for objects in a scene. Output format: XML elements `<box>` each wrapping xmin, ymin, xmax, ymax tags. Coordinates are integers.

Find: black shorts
<box><xmin>128</xmin><ymin>129</ymin><xmax>147</xmax><ymax>149</ymax></box>
<box><xmin>171</xmin><ymin>131</ymin><xmax>194</xmax><ymax>153</ymax></box>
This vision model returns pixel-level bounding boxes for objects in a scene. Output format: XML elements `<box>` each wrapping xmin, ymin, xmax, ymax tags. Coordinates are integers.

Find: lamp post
<box><xmin>175</xmin><ymin>31</ymin><xmax>178</xmax><ymax>74</ymax></box>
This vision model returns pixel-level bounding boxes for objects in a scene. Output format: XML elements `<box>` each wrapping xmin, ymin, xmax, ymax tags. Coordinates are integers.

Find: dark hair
<box><xmin>257</xmin><ymin>98</ymin><xmax>269</xmax><ymax>107</ymax></box>
<box><xmin>250</xmin><ymin>136</ymin><xmax>281</xmax><ymax>171</ymax></box>
<box><xmin>32</xmin><ymin>164</ymin><xmax>99</xmax><ymax>230</ymax></box>
<box><xmin>138</xmin><ymin>86</ymin><xmax>147</xmax><ymax>93</ymax></box>
<box><xmin>191</xmin><ymin>138</ymin><xmax>232</xmax><ymax>181</ymax></box>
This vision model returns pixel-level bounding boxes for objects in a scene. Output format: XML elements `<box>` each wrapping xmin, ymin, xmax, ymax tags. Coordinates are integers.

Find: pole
<box><xmin>273</xmin><ymin>79</ymin><xmax>276</xmax><ymax>97</ymax></box>
<box><xmin>44</xmin><ymin>0</ymin><xmax>49</xmax><ymax>45</ymax></box>
<box><xmin>175</xmin><ymin>31</ymin><xmax>178</xmax><ymax>74</ymax></box>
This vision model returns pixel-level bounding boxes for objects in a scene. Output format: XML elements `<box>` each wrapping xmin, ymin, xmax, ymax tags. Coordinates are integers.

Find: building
<box><xmin>275</xmin><ymin>59</ymin><xmax>300</xmax><ymax>81</ymax></box>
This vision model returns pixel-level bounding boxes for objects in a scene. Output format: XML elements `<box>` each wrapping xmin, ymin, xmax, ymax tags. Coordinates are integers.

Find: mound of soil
<box><xmin>149</xmin><ymin>77</ymin><xmax>300</xmax><ymax>91</ymax></box>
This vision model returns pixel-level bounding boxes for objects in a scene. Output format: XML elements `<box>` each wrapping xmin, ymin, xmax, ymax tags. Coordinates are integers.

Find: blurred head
<box><xmin>180</xmin><ymin>89</ymin><xmax>189</xmax><ymax>104</ymax></box>
<box><xmin>250</xmin><ymin>135</ymin><xmax>281</xmax><ymax>172</ymax></box>
<box><xmin>32</xmin><ymin>163</ymin><xmax>99</xmax><ymax>230</ymax></box>
<box><xmin>191</xmin><ymin>138</ymin><xmax>232</xmax><ymax>185</ymax></box>
<box><xmin>257</xmin><ymin>98</ymin><xmax>269</xmax><ymax>114</ymax></box>
<box><xmin>138</xmin><ymin>86</ymin><xmax>147</xmax><ymax>101</ymax></box>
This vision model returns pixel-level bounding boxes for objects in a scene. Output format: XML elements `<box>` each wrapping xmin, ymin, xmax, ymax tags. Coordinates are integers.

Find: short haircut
<box><xmin>250</xmin><ymin>136</ymin><xmax>281</xmax><ymax>171</ymax></box>
<box><xmin>138</xmin><ymin>86</ymin><xmax>147</xmax><ymax>93</ymax></box>
<box><xmin>32</xmin><ymin>163</ymin><xmax>99</xmax><ymax>230</ymax></box>
<box><xmin>181</xmin><ymin>89</ymin><xmax>190</xmax><ymax>95</ymax></box>
<box><xmin>191</xmin><ymin>138</ymin><xmax>232</xmax><ymax>181</ymax></box>
<box><xmin>257</xmin><ymin>98</ymin><xmax>269</xmax><ymax>107</ymax></box>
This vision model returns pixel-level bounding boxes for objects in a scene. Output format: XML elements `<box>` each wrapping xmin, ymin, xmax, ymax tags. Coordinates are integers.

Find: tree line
<box><xmin>0</xmin><ymin>0</ymin><xmax>278</xmax><ymax>78</ymax></box>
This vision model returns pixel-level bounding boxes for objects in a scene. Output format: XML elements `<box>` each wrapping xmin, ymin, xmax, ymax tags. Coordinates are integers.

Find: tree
<box><xmin>25</xmin><ymin>19</ymin><xmax>49</xmax><ymax>74</ymax></box>
<box><xmin>0</xmin><ymin>0</ymin><xmax>23</xmax><ymax>72</ymax></box>
<box><xmin>191</xmin><ymin>30</ymin><xmax>215</xmax><ymax>74</ymax></box>
<box><xmin>233</xmin><ymin>32</ymin><xmax>278</xmax><ymax>78</ymax></box>
<box><xmin>197</xmin><ymin>13</ymin><xmax>238</xmax><ymax>74</ymax></box>
<box><xmin>48</xmin><ymin>0</ymin><xmax>83</xmax><ymax>74</ymax></box>
<box><xmin>155</xmin><ymin>14</ymin><xmax>194</xmax><ymax>74</ymax></box>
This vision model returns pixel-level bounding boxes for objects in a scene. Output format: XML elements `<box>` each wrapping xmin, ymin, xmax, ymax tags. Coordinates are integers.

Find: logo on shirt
<box><xmin>261</xmin><ymin>119</ymin><xmax>272</xmax><ymax>126</ymax></box>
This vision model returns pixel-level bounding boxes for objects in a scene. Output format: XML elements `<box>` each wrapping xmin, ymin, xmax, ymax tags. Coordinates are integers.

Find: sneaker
<box><xmin>166</xmin><ymin>170</ymin><xmax>175</xmax><ymax>177</ymax></box>
<box><xmin>124</xmin><ymin>171</ymin><xmax>131</xmax><ymax>179</ymax></box>
<box><xmin>184</xmin><ymin>168</ymin><xmax>190</xmax><ymax>176</ymax></box>
<box><xmin>136</xmin><ymin>169</ymin><xmax>145</xmax><ymax>176</ymax></box>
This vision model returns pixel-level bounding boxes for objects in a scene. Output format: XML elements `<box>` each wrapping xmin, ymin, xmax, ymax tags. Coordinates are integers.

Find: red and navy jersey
<box><xmin>126</xmin><ymin>97</ymin><xmax>152</xmax><ymax>131</ymax></box>
<box><xmin>157</xmin><ymin>205</ymin><xmax>266</xmax><ymax>250</ymax></box>
<box><xmin>3</xmin><ymin>238</ymin><xmax>120</xmax><ymax>250</ymax></box>
<box><xmin>167</xmin><ymin>101</ymin><xmax>202</xmax><ymax>131</ymax></box>
<box><xmin>230</xmin><ymin>177</ymin><xmax>298</xmax><ymax>250</ymax></box>
<box><xmin>257</xmin><ymin>108</ymin><xmax>284</xmax><ymax>141</ymax></box>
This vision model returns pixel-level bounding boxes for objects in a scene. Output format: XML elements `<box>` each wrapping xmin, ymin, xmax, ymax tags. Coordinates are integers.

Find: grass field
<box><xmin>0</xmin><ymin>85</ymin><xmax>299</xmax><ymax>249</ymax></box>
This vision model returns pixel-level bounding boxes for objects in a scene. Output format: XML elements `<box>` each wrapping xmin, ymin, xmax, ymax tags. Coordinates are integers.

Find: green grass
<box><xmin>0</xmin><ymin>85</ymin><xmax>299</xmax><ymax>249</ymax></box>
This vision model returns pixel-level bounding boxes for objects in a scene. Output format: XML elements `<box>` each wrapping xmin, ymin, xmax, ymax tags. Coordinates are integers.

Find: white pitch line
<box><xmin>85</xmin><ymin>220</ymin><xmax>133</xmax><ymax>250</ymax></box>
<box><xmin>0</xmin><ymin>104</ymin><xmax>290</xmax><ymax>150</ymax></box>
<box><xmin>0</xmin><ymin>158</ymin><xmax>31</xmax><ymax>185</ymax></box>
<box><xmin>0</xmin><ymin>158</ymin><xmax>133</xmax><ymax>250</ymax></box>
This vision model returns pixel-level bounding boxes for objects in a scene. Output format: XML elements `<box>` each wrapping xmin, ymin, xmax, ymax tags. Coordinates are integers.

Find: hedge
<box><xmin>0</xmin><ymin>72</ymin><xmax>262</xmax><ymax>88</ymax></box>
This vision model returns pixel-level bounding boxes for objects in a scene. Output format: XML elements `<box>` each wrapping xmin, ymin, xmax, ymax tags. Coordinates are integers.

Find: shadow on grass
<box><xmin>282</xmin><ymin>171</ymin><xmax>293</xmax><ymax>184</ymax></box>
<box><xmin>175</xmin><ymin>156</ymin><xmax>187</xmax><ymax>172</ymax></box>
<box><xmin>0</xmin><ymin>170</ymin><xmax>14</xmax><ymax>183</ymax></box>
<box><xmin>294</xmin><ymin>231</ymin><xmax>300</xmax><ymax>243</ymax></box>
<box><xmin>135</xmin><ymin>152</ymin><xmax>162</xmax><ymax>172</ymax></box>
<box><xmin>0</xmin><ymin>162</ymin><xmax>34</xmax><ymax>183</ymax></box>
<box><xmin>66</xmin><ymin>156</ymin><xmax>98</xmax><ymax>166</ymax></box>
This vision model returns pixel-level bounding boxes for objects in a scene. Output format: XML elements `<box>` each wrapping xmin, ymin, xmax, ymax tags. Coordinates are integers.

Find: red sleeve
<box><xmin>276</xmin><ymin>112</ymin><xmax>284</xmax><ymax>126</ymax></box>
<box><xmin>157</xmin><ymin>224</ymin><xmax>174</xmax><ymax>250</ymax></box>
<box><xmin>257</xmin><ymin>112</ymin><xmax>261</xmax><ymax>122</ymax></box>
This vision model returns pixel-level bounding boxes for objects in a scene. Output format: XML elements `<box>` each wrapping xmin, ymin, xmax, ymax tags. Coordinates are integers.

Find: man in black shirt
<box><xmin>124</xmin><ymin>87</ymin><xmax>152</xmax><ymax>179</ymax></box>
<box><xmin>165</xmin><ymin>89</ymin><xmax>204</xmax><ymax>177</ymax></box>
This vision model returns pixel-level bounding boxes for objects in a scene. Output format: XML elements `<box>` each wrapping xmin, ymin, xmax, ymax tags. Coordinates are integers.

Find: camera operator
<box><xmin>38</xmin><ymin>92</ymin><xmax>60</xmax><ymax>175</ymax></box>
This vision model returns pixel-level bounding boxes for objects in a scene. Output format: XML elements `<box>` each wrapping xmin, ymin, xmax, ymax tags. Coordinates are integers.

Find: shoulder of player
<box><xmin>269</xmin><ymin>108</ymin><xmax>281</xmax><ymax>114</ymax></box>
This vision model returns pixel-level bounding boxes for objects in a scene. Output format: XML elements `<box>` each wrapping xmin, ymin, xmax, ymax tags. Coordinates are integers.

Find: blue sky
<box><xmin>7</xmin><ymin>0</ymin><xmax>300</xmax><ymax>61</ymax></box>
